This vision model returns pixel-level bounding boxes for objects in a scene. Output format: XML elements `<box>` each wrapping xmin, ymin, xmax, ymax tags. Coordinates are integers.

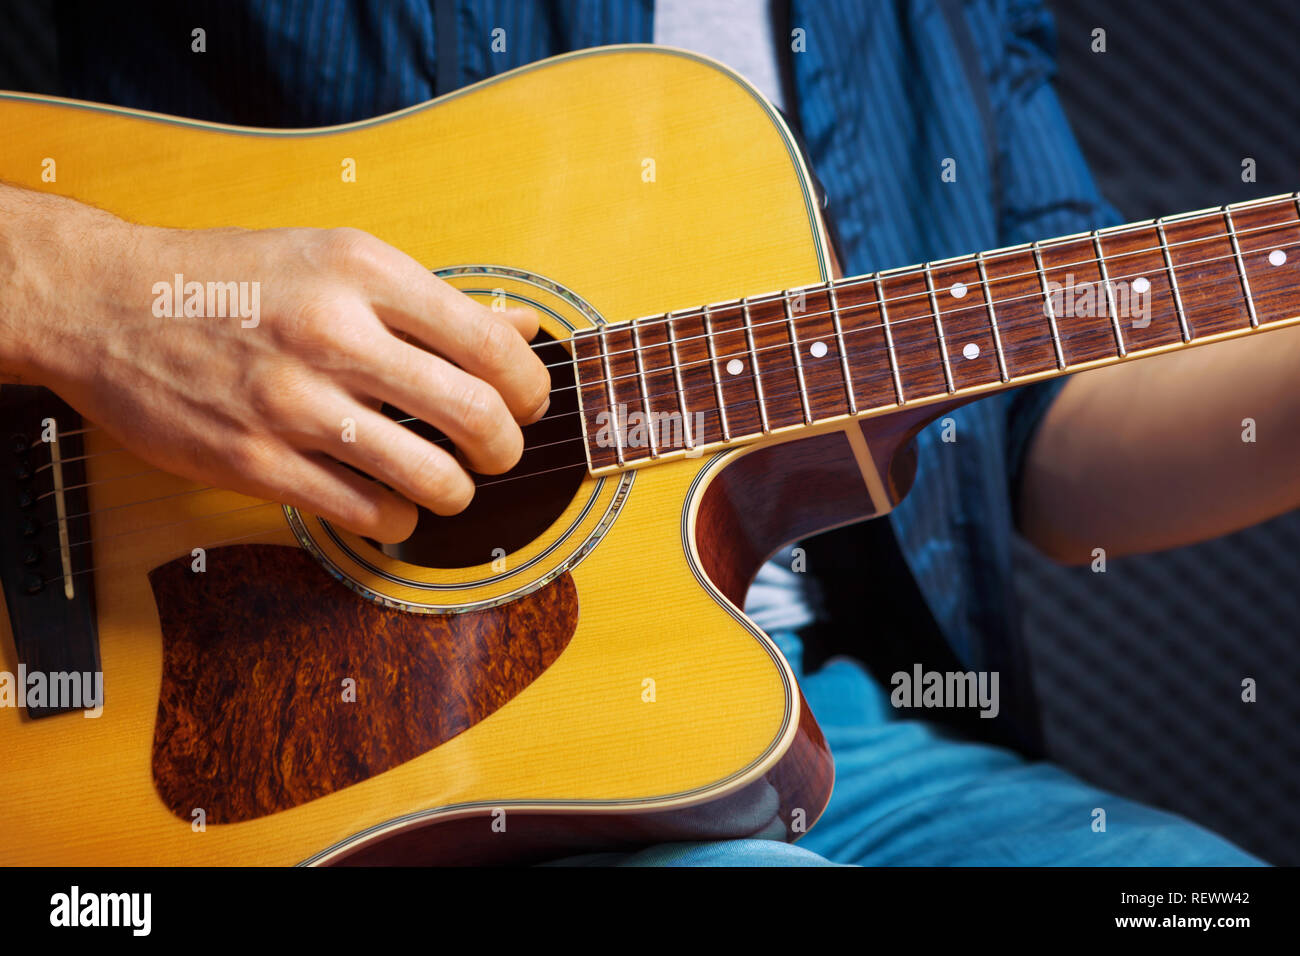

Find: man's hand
<box><xmin>0</xmin><ymin>185</ymin><xmax>551</xmax><ymax>543</ymax></box>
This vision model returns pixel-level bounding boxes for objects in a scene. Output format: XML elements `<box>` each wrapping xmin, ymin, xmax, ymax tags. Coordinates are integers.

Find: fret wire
<box><xmin>664</xmin><ymin>311</ymin><xmax>695</xmax><ymax>450</ymax></box>
<box><xmin>701</xmin><ymin>304</ymin><xmax>732</xmax><ymax>442</ymax></box>
<box><xmin>1091</xmin><ymin>231</ymin><xmax>1127</xmax><ymax>358</ymax></box>
<box><xmin>1222</xmin><ymin>207</ymin><xmax>1259</xmax><ymax>328</ymax></box>
<box><xmin>741</xmin><ymin>297</ymin><xmax>771</xmax><ymax>434</ymax></box>
<box><xmin>629</xmin><ymin>315</ymin><xmax>659</xmax><ymax>459</ymax></box>
<box><xmin>1031</xmin><ymin>241</ymin><xmax>1067</xmax><ymax>369</ymax></box>
<box><xmin>873</xmin><ymin>275</ymin><xmax>906</xmax><ymax>404</ymax></box>
<box><xmin>570</xmin><ymin>341</ymin><xmax>592</xmax><ymax>470</ymax></box>
<box><xmin>1155</xmin><ymin>218</ymin><xmax>1192</xmax><ymax>342</ymax></box>
<box><xmin>974</xmin><ymin>252</ymin><xmax>1010</xmax><ymax>382</ymax></box>
<box><xmin>597</xmin><ymin>323</ymin><xmax>625</xmax><ymax>466</ymax></box>
<box><xmin>825</xmin><ymin>283</ymin><xmax>858</xmax><ymax>415</ymax></box>
<box><xmin>922</xmin><ymin>263</ymin><xmax>956</xmax><ymax>393</ymax></box>
<box><xmin>783</xmin><ymin>291</ymin><xmax>813</xmax><ymax>425</ymax></box>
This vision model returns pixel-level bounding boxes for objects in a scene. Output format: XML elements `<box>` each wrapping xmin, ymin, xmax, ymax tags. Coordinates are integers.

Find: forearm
<box><xmin>0</xmin><ymin>182</ymin><xmax>136</xmax><ymax>387</ymax></box>
<box><xmin>1018</xmin><ymin>325</ymin><xmax>1300</xmax><ymax>564</ymax></box>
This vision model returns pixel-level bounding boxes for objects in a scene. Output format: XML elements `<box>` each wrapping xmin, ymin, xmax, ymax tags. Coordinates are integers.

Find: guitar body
<box><xmin>0</xmin><ymin>47</ymin><xmax>919</xmax><ymax>864</ymax></box>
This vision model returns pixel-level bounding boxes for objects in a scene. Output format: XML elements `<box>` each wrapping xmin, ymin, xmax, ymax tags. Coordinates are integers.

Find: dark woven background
<box><xmin>2</xmin><ymin>0</ymin><xmax>1297</xmax><ymax>863</ymax></box>
<box><xmin>1026</xmin><ymin>0</ymin><xmax>1300</xmax><ymax>864</ymax></box>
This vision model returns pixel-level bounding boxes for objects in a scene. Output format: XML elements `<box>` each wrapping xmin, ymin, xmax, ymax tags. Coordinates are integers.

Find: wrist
<box><xmin>0</xmin><ymin>186</ymin><xmax>144</xmax><ymax>389</ymax></box>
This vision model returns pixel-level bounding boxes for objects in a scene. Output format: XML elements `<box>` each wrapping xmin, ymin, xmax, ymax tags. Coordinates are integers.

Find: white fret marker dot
<box><xmin>1269</xmin><ymin>249</ymin><xmax>1287</xmax><ymax>266</ymax></box>
<box><xmin>1131</xmin><ymin>276</ymin><xmax>1150</xmax><ymax>294</ymax></box>
<box><xmin>962</xmin><ymin>342</ymin><xmax>980</xmax><ymax>361</ymax></box>
<box><xmin>950</xmin><ymin>282</ymin><xmax>968</xmax><ymax>299</ymax></box>
<box><xmin>725</xmin><ymin>358</ymin><xmax>744</xmax><ymax>375</ymax></box>
<box><xmin>810</xmin><ymin>341</ymin><xmax>829</xmax><ymax>358</ymax></box>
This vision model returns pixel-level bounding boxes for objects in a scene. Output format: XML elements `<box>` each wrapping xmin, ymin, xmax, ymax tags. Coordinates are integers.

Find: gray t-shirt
<box><xmin>654</xmin><ymin>0</ymin><xmax>786</xmax><ymax>110</ymax></box>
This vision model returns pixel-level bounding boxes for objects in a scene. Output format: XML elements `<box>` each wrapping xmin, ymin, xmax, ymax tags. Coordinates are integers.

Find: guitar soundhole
<box><xmin>377</xmin><ymin>332</ymin><xmax>587</xmax><ymax>569</ymax></box>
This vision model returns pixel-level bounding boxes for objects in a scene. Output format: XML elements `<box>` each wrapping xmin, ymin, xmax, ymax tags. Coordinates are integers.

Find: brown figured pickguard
<box><xmin>147</xmin><ymin>544</ymin><xmax>577</xmax><ymax>824</ymax></box>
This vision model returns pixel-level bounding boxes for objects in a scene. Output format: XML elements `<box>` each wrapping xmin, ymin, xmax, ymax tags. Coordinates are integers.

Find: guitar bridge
<box><xmin>0</xmin><ymin>385</ymin><xmax>101</xmax><ymax>718</ymax></box>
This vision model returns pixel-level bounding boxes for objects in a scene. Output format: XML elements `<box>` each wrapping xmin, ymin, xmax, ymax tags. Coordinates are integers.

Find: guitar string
<box><xmin>45</xmin><ymin>206</ymin><xmax>1300</xmax><ymax>458</ymax></box>
<box><xmin>30</xmin><ymin>226</ymin><xmax>1300</xmax><ymax>496</ymax></box>
<box><xmin>46</xmin><ymin>520</ymin><xmax>301</xmax><ymax>586</ymax></box>
<box><xmin>41</xmin><ymin>451</ymin><xmax>609</xmax><ymax>578</ymax></box>
<box><xmin>50</xmin><ymin>499</ymin><xmax>284</xmax><ymax>561</ymax></box>
<box><xmin>27</xmin><ymin>260</ymin><xmax>1300</xmax><ymax>548</ymax></box>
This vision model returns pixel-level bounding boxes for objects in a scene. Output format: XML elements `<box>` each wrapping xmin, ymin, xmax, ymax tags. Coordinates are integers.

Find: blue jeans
<box><xmin>551</xmin><ymin>630</ymin><xmax>1263</xmax><ymax>866</ymax></box>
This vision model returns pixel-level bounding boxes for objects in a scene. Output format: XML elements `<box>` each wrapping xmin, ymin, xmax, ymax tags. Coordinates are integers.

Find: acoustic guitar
<box><xmin>1</xmin><ymin>46</ymin><xmax>1297</xmax><ymax>865</ymax></box>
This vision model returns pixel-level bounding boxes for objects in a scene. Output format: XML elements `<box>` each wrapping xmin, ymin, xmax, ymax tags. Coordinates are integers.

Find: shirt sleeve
<box><xmin>986</xmin><ymin>0</ymin><xmax>1125</xmax><ymax>500</ymax></box>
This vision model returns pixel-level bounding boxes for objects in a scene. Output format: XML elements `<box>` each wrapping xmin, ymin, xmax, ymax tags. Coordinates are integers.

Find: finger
<box><xmin>508</xmin><ymin>307</ymin><xmax>551</xmax><ymax>425</ymax></box>
<box><xmin>498</xmin><ymin>305</ymin><xmax>540</xmax><ymax>340</ymax></box>
<box><xmin>309</xmin><ymin>402</ymin><xmax>479</xmax><ymax>515</ymax></box>
<box><xmin>351</xmin><ymin>245</ymin><xmax>551</xmax><ymax>423</ymax></box>
<box><xmin>393</xmin><ymin>297</ymin><xmax>549</xmax><ymax>425</ymax></box>
<box><xmin>351</xmin><ymin>337</ymin><xmax>526</xmax><ymax>475</ymax></box>
<box><xmin>497</xmin><ymin>307</ymin><xmax>552</xmax><ymax>423</ymax></box>
<box><xmin>250</xmin><ymin>448</ymin><xmax>419</xmax><ymax>543</ymax></box>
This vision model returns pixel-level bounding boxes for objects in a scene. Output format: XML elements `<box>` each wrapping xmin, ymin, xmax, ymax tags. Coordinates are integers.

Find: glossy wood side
<box><xmin>688</xmin><ymin>401</ymin><xmax>956</xmax><ymax>611</ymax></box>
<box><xmin>694</xmin><ymin>430</ymin><xmax>876</xmax><ymax>604</ymax></box>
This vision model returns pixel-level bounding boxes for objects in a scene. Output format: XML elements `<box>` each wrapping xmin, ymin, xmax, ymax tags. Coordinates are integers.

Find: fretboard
<box><xmin>574</xmin><ymin>192</ymin><xmax>1300</xmax><ymax>473</ymax></box>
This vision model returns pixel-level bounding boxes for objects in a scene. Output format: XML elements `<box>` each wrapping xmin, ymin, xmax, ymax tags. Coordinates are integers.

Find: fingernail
<box><xmin>526</xmin><ymin>394</ymin><xmax>551</xmax><ymax>425</ymax></box>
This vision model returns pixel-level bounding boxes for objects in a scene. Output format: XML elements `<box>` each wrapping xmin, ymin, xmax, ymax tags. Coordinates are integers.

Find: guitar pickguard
<box><xmin>147</xmin><ymin>544</ymin><xmax>577</xmax><ymax>824</ymax></box>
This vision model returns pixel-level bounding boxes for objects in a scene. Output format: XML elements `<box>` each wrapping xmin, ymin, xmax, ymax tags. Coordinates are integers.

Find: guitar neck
<box><xmin>575</xmin><ymin>192</ymin><xmax>1300</xmax><ymax>473</ymax></box>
